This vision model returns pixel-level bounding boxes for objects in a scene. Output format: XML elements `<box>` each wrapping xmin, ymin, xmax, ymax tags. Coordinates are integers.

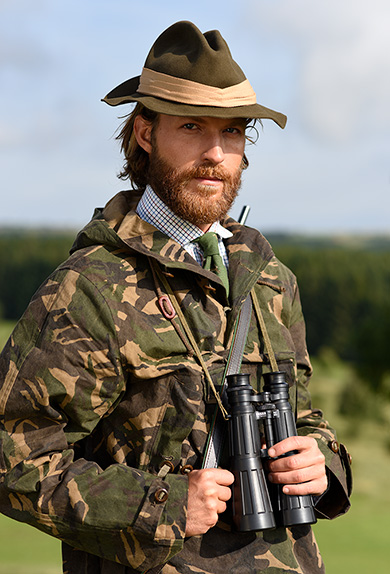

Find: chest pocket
<box><xmin>146</xmin><ymin>370</ymin><xmax>205</xmax><ymax>474</ymax></box>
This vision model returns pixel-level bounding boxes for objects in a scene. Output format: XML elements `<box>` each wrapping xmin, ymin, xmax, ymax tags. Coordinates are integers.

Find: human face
<box><xmin>136</xmin><ymin>114</ymin><xmax>247</xmax><ymax>230</ymax></box>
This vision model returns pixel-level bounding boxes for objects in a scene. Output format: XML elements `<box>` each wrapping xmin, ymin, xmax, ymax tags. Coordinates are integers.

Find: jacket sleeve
<box><xmin>0</xmin><ymin>267</ymin><xmax>187</xmax><ymax>570</ymax></box>
<box><xmin>288</xmin><ymin>277</ymin><xmax>352</xmax><ymax>519</ymax></box>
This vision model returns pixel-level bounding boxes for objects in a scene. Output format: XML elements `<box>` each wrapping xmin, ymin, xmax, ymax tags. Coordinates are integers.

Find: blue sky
<box><xmin>1</xmin><ymin>0</ymin><xmax>389</xmax><ymax>233</ymax></box>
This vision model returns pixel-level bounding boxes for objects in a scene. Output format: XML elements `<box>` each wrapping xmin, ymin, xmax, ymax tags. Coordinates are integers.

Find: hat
<box><xmin>102</xmin><ymin>21</ymin><xmax>287</xmax><ymax>128</ymax></box>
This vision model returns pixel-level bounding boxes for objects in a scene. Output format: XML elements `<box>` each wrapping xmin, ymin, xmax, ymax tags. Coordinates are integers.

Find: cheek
<box><xmin>225</xmin><ymin>139</ymin><xmax>246</xmax><ymax>167</ymax></box>
<box><xmin>227</xmin><ymin>151</ymin><xmax>245</xmax><ymax>172</ymax></box>
<box><xmin>159</xmin><ymin>145</ymin><xmax>197</xmax><ymax>172</ymax></box>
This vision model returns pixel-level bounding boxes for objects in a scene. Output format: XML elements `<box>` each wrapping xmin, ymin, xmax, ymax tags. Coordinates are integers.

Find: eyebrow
<box><xmin>180</xmin><ymin>117</ymin><xmax>246</xmax><ymax>127</ymax></box>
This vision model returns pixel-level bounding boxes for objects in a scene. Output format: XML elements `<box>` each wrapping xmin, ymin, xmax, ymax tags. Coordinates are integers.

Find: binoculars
<box><xmin>226</xmin><ymin>371</ymin><xmax>317</xmax><ymax>532</ymax></box>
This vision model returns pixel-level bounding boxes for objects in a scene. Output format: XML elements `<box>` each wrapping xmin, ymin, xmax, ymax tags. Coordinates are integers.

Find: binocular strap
<box><xmin>202</xmin><ymin>295</ymin><xmax>253</xmax><ymax>468</ymax></box>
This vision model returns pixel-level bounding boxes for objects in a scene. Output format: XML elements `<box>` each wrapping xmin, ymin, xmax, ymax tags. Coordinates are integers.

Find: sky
<box><xmin>1</xmin><ymin>0</ymin><xmax>389</xmax><ymax>234</ymax></box>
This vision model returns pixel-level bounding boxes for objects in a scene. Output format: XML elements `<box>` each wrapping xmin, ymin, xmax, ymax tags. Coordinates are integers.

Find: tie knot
<box><xmin>194</xmin><ymin>232</ymin><xmax>220</xmax><ymax>257</ymax></box>
<box><xmin>193</xmin><ymin>232</ymin><xmax>229</xmax><ymax>296</ymax></box>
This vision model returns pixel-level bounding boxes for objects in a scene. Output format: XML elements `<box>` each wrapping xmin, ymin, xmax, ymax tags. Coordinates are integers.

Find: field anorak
<box><xmin>0</xmin><ymin>191</ymin><xmax>352</xmax><ymax>573</ymax></box>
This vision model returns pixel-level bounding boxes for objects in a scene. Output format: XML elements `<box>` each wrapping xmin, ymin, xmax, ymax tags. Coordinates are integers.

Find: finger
<box><xmin>200</xmin><ymin>468</ymin><xmax>234</xmax><ymax>486</ymax></box>
<box><xmin>281</xmin><ymin>475</ymin><xmax>328</xmax><ymax>497</ymax></box>
<box><xmin>217</xmin><ymin>485</ymin><xmax>232</xmax><ymax>502</ymax></box>
<box><xmin>268</xmin><ymin>448</ymin><xmax>325</xmax><ymax>473</ymax></box>
<box><xmin>269</xmin><ymin>462</ymin><xmax>325</xmax><ymax>486</ymax></box>
<box><xmin>214</xmin><ymin>469</ymin><xmax>235</xmax><ymax>486</ymax></box>
<box><xmin>268</xmin><ymin>436</ymin><xmax>316</xmax><ymax>458</ymax></box>
<box><xmin>216</xmin><ymin>500</ymin><xmax>227</xmax><ymax>515</ymax></box>
<box><xmin>202</xmin><ymin>492</ymin><xmax>228</xmax><ymax>515</ymax></box>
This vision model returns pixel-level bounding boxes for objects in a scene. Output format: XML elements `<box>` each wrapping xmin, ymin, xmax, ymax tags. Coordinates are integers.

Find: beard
<box><xmin>146</xmin><ymin>147</ymin><xmax>243</xmax><ymax>226</ymax></box>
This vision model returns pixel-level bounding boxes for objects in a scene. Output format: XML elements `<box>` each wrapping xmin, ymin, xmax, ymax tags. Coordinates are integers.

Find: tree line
<box><xmin>271</xmin><ymin>234</ymin><xmax>390</xmax><ymax>399</ymax></box>
<box><xmin>1</xmin><ymin>229</ymin><xmax>390</xmax><ymax>399</ymax></box>
<box><xmin>0</xmin><ymin>231</ymin><xmax>74</xmax><ymax>322</ymax></box>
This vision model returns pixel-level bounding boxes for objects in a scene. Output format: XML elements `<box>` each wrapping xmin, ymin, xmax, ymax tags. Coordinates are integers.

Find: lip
<box><xmin>195</xmin><ymin>177</ymin><xmax>222</xmax><ymax>186</ymax></box>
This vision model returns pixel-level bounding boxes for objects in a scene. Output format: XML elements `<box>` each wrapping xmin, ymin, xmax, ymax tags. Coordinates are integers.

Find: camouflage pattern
<box><xmin>0</xmin><ymin>191</ymin><xmax>352</xmax><ymax>573</ymax></box>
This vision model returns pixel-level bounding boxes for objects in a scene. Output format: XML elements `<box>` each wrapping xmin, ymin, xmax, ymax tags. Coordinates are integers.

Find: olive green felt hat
<box><xmin>102</xmin><ymin>21</ymin><xmax>287</xmax><ymax>128</ymax></box>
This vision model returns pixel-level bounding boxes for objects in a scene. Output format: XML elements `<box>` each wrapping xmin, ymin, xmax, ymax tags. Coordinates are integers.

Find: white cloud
<box><xmin>250</xmin><ymin>0</ymin><xmax>390</xmax><ymax>142</ymax></box>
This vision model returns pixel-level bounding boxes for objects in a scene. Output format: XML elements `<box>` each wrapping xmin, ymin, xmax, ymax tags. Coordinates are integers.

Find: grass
<box><xmin>0</xmin><ymin>514</ymin><xmax>61</xmax><ymax>573</ymax></box>
<box><xmin>0</xmin><ymin>320</ymin><xmax>15</xmax><ymax>349</ymax></box>
<box><xmin>313</xmin><ymin>497</ymin><xmax>389</xmax><ymax>572</ymax></box>
<box><xmin>1</xmin><ymin>323</ymin><xmax>390</xmax><ymax>573</ymax></box>
<box><xmin>310</xmin><ymin>351</ymin><xmax>390</xmax><ymax>572</ymax></box>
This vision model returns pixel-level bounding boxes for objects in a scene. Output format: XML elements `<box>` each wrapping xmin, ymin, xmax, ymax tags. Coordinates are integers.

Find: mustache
<box><xmin>182</xmin><ymin>164</ymin><xmax>238</xmax><ymax>182</ymax></box>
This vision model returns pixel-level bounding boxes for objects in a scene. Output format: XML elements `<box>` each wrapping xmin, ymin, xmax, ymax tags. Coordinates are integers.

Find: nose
<box><xmin>201</xmin><ymin>134</ymin><xmax>225</xmax><ymax>165</ymax></box>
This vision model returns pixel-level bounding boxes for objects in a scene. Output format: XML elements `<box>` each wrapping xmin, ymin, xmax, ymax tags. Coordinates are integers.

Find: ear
<box><xmin>133</xmin><ymin>114</ymin><xmax>153</xmax><ymax>154</ymax></box>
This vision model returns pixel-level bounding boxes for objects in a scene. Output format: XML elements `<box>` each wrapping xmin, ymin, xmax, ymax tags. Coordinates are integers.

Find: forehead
<box><xmin>158</xmin><ymin>114</ymin><xmax>247</xmax><ymax>129</ymax></box>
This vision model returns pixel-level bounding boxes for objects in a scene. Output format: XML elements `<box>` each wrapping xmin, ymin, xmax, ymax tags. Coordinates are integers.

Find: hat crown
<box><xmin>145</xmin><ymin>21</ymin><xmax>246</xmax><ymax>89</ymax></box>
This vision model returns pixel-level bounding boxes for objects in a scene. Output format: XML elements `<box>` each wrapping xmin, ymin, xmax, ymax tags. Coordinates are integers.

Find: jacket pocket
<box><xmin>147</xmin><ymin>370</ymin><xmax>204</xmax><ymax>474</ymax></box>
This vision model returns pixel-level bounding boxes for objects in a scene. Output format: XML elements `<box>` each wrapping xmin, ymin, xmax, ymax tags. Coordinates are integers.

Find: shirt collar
<box><xmin>136</xmin><ymin>185</ymin><xmax>232</xmax><ymax>247</ymax></box>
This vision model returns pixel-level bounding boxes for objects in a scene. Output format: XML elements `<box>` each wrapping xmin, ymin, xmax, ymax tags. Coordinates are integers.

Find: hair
<box><xmin>116</xmin><ymin>104</ymin><xmax>160</xmax><ymax>191</ymax></box>
<box><xmin>116</xmin><ymin>104</ymin><xmax>260</xmax><ymax>189</ymax></box>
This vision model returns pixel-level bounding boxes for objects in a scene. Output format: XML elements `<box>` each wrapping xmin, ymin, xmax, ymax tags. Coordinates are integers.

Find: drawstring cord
<box><xmin>149</xmin><ymin>258</ymin><xmax>194</xmax><ymax>358</ymax></box>
<box><xmin>149</xmin><ymin>258</ymin><xmax>228</xmax><ymax>420</ymax></box>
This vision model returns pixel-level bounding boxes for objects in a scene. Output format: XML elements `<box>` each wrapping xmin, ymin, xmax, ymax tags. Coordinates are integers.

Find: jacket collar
<box><xmin>72</xmin><ymin>190</ymin><xmax>277</xmax><ymax>306</ymax></box>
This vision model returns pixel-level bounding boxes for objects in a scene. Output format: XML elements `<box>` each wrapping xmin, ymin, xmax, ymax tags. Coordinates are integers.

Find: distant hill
<box><xmin>264</xmin><ymin>232</ymin><xmax>390</xmax><ymax>252</ymax></box>
<box><xmin>1</xmin><ymin>227</ymin><xmax>389</xmax><ymax>251</ymax></box>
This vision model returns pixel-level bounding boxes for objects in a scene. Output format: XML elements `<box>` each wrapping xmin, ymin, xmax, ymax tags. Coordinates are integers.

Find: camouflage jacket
<box><xmin>0</xmin><ymin>192</ymin><xmax>352</xmax><ymax>574</ymax></box>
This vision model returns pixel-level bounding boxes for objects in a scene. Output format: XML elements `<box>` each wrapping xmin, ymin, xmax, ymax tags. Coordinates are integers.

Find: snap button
<box><xmin>159</xmin><ymin>460</ymin><xmax>175</xmax><ymax>473</ymax></box>
<box><xmin>330</xmin><ymin>440</ymin><xmax>339</xmax><ymax>453</ymax></box>
<box><xmin>154</xmin><ymin>488</ymin><xmax>169</xmax><ymax>503</ymax></box>
<box><xmin>180</xmin><ymin>464</ymin><xmax>193</xmax><ymax>475</ymax></box>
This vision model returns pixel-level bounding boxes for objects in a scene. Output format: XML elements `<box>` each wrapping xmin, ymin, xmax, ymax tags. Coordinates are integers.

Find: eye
<box><xmin>224</xmin><ymin>126</ymin><xmax>243</xmax><ymax>135</ymax></box>
<box><xmin>182</xmin><ymin>123</ymin><xmax>198</xmax><ymax>130</ymax></box>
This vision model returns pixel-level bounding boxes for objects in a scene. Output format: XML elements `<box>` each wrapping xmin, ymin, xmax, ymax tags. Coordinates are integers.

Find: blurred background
<box><xmin>1</xmin><ymin>0</ymin><xmax>389</xmax><ymax>231</ymax></box>
<box><xmin>1</xmin><ymin>1</ymin><xmax>389</xmax><ymax>572</ymax></box>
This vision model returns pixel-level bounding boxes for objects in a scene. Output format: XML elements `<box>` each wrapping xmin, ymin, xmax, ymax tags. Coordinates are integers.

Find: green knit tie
<box><xmin>194</xmin><ymin>232</ymin><xmax>229</xmax><ymax>296</ymax></box>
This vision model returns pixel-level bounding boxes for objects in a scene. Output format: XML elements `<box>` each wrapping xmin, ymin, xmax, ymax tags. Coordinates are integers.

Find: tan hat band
<box><xmin>137</xmin><ymin>67</ymin><xmax>257</xmax><ymax>108</ymax></box>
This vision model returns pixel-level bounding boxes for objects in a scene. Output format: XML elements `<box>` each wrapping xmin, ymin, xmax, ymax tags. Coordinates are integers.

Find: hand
<box><xmin>185</xmin><ymin>468</ymin><xmax>234</xmax><ymax>537</ymax></box>
<box><xmin>267</xmin><ymin>436</ymin><xmax>327</xmax><ymax>496</ymax></box>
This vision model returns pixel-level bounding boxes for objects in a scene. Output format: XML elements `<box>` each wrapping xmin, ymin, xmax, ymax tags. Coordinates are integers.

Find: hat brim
<box><xmin>102</xmin><ymin>76</ymin><xmax>287</xmax><ymax>129</ymax></box>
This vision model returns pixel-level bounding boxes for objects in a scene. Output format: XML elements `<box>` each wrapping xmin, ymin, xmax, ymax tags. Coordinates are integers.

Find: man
<box><xmin>0</xmin><ymin>21</ymin><xmax>351</xmax><ymax>573</ymax></box>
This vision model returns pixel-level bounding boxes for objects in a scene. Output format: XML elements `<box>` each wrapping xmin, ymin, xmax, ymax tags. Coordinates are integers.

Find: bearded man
<box><xmin>0</xmin><ymin>21</ymin><xmax>351</xmax><ymax>574</ymax></box>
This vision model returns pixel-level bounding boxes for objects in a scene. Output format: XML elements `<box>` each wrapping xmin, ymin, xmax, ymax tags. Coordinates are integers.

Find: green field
<box><xmin>1</xmin><ymin>322</ymin><xmax>389</xmax><ymax>573</ymax></box>
<box><xmin>0</xmin><ymin>516</ymin><xmax>61</xmax><ymax>574</ymax></box>
<box><xmin>310</xmin><ymin>356</ymin><xmax>390</xmax><ymax>572</ymax></box>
